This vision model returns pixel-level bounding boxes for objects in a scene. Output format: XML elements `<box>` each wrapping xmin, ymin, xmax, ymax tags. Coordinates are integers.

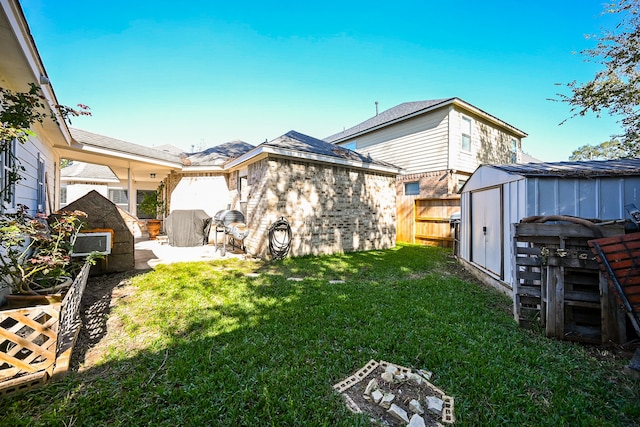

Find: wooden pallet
<box><xmin>0</xmin><ymin>303</ymin><xmax>61</xmax><ymax>384</ymax></box>
<box><xmin>588</xmin><ymin>232</ymin><xmax>640</xmax><ymax>336</ymax></box>
<box><xmin>513</xmin><ymin>223</ymin><xmax>626</xmax><ymax>343</ymax></box>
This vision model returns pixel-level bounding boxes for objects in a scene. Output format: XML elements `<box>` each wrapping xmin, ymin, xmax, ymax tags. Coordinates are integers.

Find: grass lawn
<box><xmin>1</xmin><ymin>244</ymin><xmax>638</xmax><ymax>426</ymax></box>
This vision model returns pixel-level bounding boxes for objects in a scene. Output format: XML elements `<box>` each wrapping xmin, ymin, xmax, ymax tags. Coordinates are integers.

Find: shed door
<box><xmin>471</xmin><ymin>187</ymin><xmax>502</xmax><ymax>276</ymax></box>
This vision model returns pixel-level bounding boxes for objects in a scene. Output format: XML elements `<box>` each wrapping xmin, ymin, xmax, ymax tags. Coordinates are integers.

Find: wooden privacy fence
<box><xmin>512</xmin><ymin>222</ymin><xmax>627</xmax><ymax>344</ymax></box>
<box><xmin>0</xmin><ymin>261</ymin><xmax>90</xmax><ymax>396</ymax></box>
<box><xmin>412</xmin><ymin>197</ymin><xmax>459</xmax><ymax>248</ymax></box>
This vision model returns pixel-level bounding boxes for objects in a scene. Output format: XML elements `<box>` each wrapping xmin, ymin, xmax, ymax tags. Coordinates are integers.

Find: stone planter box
<box><xmin>0</xmin><ymin>261</ymin><xmax>91</xmax><ymax>396</ymax></box>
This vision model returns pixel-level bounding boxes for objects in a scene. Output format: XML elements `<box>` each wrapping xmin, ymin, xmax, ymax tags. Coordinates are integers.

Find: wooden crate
<box><xmin>513</xmin><ymin>223</ymin><xmax>627</xmax><ymax>344</ymax></box>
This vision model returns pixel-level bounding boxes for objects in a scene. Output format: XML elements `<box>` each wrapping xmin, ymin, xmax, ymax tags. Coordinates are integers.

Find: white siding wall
<box><xmin>339</xmin><ymin>109</ymin><xmax>450</xmax><ymax>175</ymax></box>
<box><xmin>12</xmin><ymin>136</ymin><xmax>57</xmax><ymax>215</ymax></box>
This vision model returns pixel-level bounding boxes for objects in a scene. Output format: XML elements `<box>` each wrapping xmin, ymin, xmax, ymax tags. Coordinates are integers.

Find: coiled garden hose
<box><xmin>268</xmin><ymin>217</ymin><xmax>292</xmax><ymax>259</ymax></box>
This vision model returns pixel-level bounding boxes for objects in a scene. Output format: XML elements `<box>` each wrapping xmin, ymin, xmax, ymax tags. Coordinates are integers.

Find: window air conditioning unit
<box><xmin>72</xmin><ymin>232</ymin><xmax>112</xmax><ymax>257</ymax></box>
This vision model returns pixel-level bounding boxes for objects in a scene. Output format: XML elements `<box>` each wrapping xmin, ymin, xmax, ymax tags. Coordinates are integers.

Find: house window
<box><xmin>109</xmin><ymin>188</ymin><xmax>129</xmax><ymax>210</ymax></box>
<box><xmin>1</xmin><ymin>139</ymin><xmax>17</xmax><ymax>210</ymax></box>
<box><xmin>60</xmin><ymin>186</ymin><xmax>67</xmax><ymax>205</ymax></box>
<box><xmin>404</xmin><ymin>181</ymin><xmax>420</xmax><ymax>196</ymax></box>
<box><xmin>36</xmin><ymin>153</ymin><xmax>45</xmax><ymax>213</ymax></box>
<box><xmin>461</xmin><ymin>116</ymin><xmax>472</xmax><ymax>152</ymax></box>
<box><xmin>510</xmin><ymin>138</ymin><xmax>518</xmax><ymax>163</ymax></box>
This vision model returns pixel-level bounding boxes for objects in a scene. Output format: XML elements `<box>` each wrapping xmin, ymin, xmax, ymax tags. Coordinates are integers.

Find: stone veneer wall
<box><xmin>241</xmin><ymin>157</ymin><xmax>396</xmax><ymax>258</ymax></box>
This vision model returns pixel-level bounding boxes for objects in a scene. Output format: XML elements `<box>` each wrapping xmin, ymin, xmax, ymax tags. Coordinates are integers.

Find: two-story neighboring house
<box><xmin>325</xmin><ymin>98</ymin><xmax>527</xmax><ymax>246</ymax></box>
<box><xmin>0</xmin><ymin>0</ymin><xmax>72</xmax><ymax>216</ymax></box>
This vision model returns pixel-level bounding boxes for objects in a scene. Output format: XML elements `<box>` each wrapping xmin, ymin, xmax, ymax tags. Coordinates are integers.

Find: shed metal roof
<box><xmin>490</xmin><ymin>158</ymin><xmax>640</xmax><ymax>178</ymax></box>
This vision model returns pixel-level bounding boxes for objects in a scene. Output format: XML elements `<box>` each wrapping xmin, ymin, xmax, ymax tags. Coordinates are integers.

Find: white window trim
<box><xmin>461</xmin><ymin>116</ymin><xmax>472</xmax><ymax>153</ymax></box>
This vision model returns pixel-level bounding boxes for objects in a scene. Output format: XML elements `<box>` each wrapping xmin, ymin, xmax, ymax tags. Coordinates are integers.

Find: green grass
<box><xmin>1</xmin><ymin>244</ymin><xmax>638</xmax><ymax>426</ymax></box>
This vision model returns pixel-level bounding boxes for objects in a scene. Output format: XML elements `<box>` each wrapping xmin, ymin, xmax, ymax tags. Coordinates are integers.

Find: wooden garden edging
<box><xmin>0</xmin><ymin>261</ymin><xmax>90</xmax><ymax>396</ymax></box>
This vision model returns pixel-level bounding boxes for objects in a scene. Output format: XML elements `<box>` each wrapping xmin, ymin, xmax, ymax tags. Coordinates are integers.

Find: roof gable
<box><xmin>266</xmin><ymin>130</ymin><xmax>398</xmax><ymax>169</ymax></box>
<box><xmin>324</xmin><ymin>97</ymin><xmax>527</xmax><ymax>143</ymax></box>
<box><xmin>186</xmin><ymin>140</ymin><xmax>255</xmax><ymax>166</ymax></box>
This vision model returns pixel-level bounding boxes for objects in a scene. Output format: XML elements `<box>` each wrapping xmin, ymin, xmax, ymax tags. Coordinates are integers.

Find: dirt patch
<box><xmin>71</xmin><ymin>270</ymin><xmax>143</xmax><ymax>373</ymax></box>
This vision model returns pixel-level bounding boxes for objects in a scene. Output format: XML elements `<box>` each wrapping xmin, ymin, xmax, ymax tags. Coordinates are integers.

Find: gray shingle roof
<box><xmin>60</xmin><ymin>161</ymin><xmax>119</xmax><ymax>181</ymax></box>
<box><xmin>71</xmin><ymin>128</ymin><xmax>254</xmax><ymax>167</ymax></box>
<box><xmin>154</xmin><ymin>144</ymin><xmax>185</xmax><ymax>156</ymax></box>
<box><xmin>187</xmin><ymin>141</ymin><xmax>255</xmax><ymax>166</ymax></box>
<box><xmin>70</xmin><ymin>128</ymin><xmax>182</xmax><ymax>164</ymax></box>
<box><xmin>491</xmin><ymin>158</ymin><xmax>640</xmax><ymax>177</ymax></box>
<box><xmin>324</xmin><ymin>98</ymin><xmax>454</xmax><ymax>143</ymax></box>
<box><xmin>266</xmin><ymin>130</ymin><xmax>399</xmax><ymax>169</ymax></box>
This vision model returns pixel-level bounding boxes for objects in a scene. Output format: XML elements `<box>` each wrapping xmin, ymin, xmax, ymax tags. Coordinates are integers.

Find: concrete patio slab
<box><xmin>134</xmin><ymin>238</ymin><xmax>247</xmax><ymax>270</ymax></box>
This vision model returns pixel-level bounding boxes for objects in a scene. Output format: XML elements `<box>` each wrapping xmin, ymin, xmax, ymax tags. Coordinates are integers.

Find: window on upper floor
<box><xmin>404</xmin><ymin>181</ymin><xmax>420</xmax><ymax>196</ymax></box>
<box><xmin>510</xmin><ymin>138</ymin><xmax>518</xmax><ymax>163</ymax></box>
<box><xmin>461</xmin><ymin>117</ymin><xmax>472</xmax><ymax>152</ymax></box>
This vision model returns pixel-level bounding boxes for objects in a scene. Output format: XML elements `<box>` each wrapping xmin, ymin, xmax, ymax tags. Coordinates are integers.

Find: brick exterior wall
<box><xmin>240</xmin><ymin>158</ymin><xmax>396</xmax><ymax>258</ymax></box>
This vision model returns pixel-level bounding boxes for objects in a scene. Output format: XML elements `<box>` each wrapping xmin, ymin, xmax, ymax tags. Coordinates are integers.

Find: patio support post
<box><xmin>127</xmin><ymin>165</ymin><xmax>133</xmax><ymax>214</ymax></box>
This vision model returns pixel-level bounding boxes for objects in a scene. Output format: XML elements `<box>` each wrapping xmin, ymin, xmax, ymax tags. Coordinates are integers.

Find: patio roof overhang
<box><xmin>53</xmin><ymin>140</ymin><xmax>183</xmax><ymax>185</ymax></box>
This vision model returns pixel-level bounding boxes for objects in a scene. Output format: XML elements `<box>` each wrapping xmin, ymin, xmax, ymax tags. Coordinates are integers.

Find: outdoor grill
<box><xmin>213</xmin><ymin>209</ymin><xmax>248</xmax><ymax>256</ymax></box>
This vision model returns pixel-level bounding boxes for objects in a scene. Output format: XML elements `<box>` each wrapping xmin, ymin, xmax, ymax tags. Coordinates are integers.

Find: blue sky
<box><xmin>22</xmin><ymin>1</ymin><xmax>623</xmax><ymax>161</ymax></box>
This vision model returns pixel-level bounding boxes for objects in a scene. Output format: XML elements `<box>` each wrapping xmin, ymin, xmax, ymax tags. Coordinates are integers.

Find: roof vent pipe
<box><xmin>375</xmin><ymin>101</ymin><xmax>379</xmax><ymax>116</ymax></box>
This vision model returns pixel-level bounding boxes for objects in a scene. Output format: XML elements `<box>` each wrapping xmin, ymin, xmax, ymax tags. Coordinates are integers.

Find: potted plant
<box><xmin>138</xmin><ymin>188</ymin><xmax>165</xmax><ymax>240</ymax></box>
<box><xmin>0</xmin><ymin>204</ymin><xmax>88</xmax><ymax>306</ymax></box>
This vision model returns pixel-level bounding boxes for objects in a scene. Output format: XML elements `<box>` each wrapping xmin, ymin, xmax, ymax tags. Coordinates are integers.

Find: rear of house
<box><xmin>326</xmin><ymin>98</ymin><xmax>527</xmax><ymax>247</ymax></box>
<box><xmin>224</xmin><ymin>131</ymin><xmax>399</xmax><ymax>258</ymax></box>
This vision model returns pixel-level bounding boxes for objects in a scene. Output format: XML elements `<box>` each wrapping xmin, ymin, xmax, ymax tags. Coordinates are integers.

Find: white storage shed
<box><xmin>459</xmin><ymin>158</ymin><xmax>640</xmax><ymax>294</ymax></box>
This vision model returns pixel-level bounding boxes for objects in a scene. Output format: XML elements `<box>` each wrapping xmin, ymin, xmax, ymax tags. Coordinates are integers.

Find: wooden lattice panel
<box><xmin>0</xmin><ymin>303</ymin><xmax>61</xmax><ymax>382</ymax></box>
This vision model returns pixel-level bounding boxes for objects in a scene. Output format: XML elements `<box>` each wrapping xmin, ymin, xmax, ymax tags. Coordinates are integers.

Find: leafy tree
<box><xmin>560</xmin><ymin>0</ymin><xmax>640</xmax><ymax>157</ymax></box>
<box><xmin>0</xmin><ymin>83</ymin><xmax>90</xmax><ymax>207</ymax></box>
<box><xmin>569</xmin><ymin>139</ymin><xmax>628</xmax><ymax>160</ymax></box>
